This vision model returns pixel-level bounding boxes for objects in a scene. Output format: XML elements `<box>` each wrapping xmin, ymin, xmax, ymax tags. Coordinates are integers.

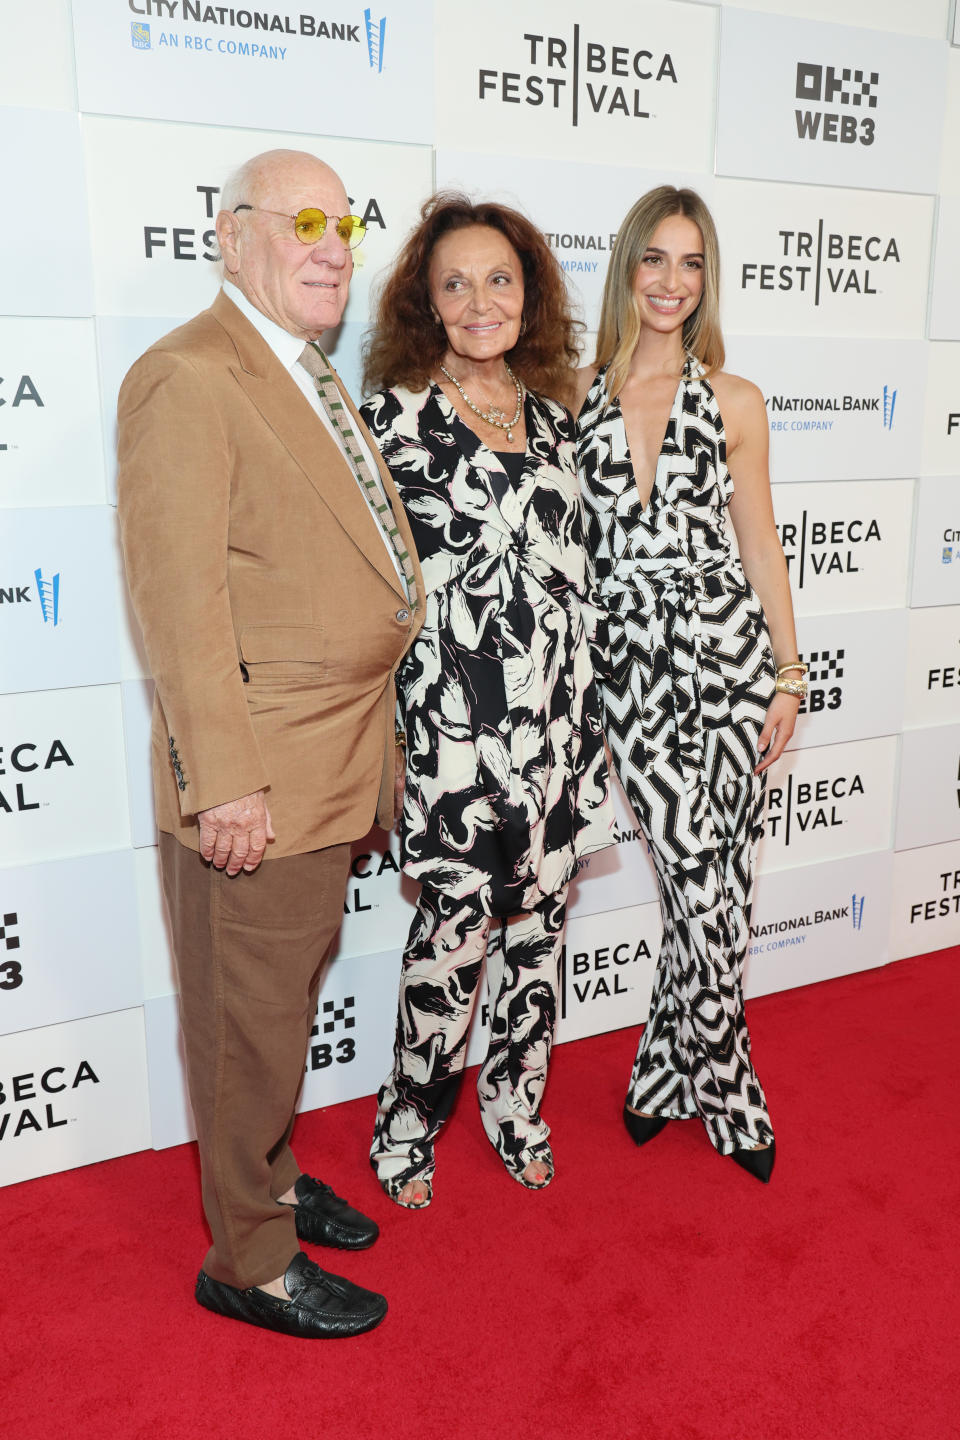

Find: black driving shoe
<box><xmin>195</xmin><ymin>1252</ymin><xmax>387</xmax><ymax>1337</ymax></box>
<box><xmin>281</xmin><ymin>1173</ymin><xmax>379</xmax><ymax>1249</ymax></box>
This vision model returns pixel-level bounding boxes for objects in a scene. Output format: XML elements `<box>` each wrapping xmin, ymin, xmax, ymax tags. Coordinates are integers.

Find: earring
<box><xmin>519</xmin><ymin>314</ymin><xmax>527</xmax><ymax>337</ymax></box>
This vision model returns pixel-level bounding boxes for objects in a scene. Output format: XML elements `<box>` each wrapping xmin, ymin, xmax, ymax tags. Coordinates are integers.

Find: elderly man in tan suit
<box><xmin>118</xmin><ymin>149</ymin><xmax>422</xmax><ymax>1338</ymax></box>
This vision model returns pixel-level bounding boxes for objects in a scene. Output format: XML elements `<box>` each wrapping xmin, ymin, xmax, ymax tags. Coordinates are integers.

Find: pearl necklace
<box><xmin>439</xmin><ymin>362</ymin><xmax>524</xmax><ymax>443</ymax></box>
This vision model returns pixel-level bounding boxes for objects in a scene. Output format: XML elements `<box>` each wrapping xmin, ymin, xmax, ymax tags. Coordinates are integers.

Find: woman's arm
<box><xmin>715</xmin><ymin>372</ymin><xmax>802</xmax><ymax>774</ymax></box>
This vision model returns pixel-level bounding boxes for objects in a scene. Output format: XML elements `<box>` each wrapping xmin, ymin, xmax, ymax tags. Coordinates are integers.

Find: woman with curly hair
<box><xmin>361</xmin><ymin>193</ymin><xmax>613</xmax><ymax>1208</ymax></box>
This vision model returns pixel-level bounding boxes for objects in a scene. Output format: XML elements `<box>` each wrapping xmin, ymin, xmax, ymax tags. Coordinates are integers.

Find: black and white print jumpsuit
<box><xmin>360</xmin><ymin>383</ymin><xmax>614</xmax><ymax>1193</ymax></box>
<box><xmin>577</xmin><ymin>357</ymin><xmax>777</xmax><ymax>1154</ymax></box>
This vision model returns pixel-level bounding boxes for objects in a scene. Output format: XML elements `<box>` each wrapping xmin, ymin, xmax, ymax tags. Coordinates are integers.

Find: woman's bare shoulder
<box><xmin>709</xmin><ymin>368</ymin><xmax>766</xmax><ymax>421</ymax></box>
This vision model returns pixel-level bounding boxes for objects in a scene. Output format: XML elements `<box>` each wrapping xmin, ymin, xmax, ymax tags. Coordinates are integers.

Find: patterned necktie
<box><xmin>298</xmin><ymin>342</ymin><xmax>417</xmax><ymax>609</ymax></box>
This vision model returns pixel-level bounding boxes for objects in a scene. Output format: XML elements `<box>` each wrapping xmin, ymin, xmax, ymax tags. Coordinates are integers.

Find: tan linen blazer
<box><xmin>117</xmin><ymin>290</ymin><xmax>424</xmax><ymax>858</ymax></box>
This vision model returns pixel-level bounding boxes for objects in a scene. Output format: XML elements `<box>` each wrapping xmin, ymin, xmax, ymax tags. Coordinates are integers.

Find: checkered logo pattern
<box><xmin>321</xmin><ymin>995</ymin><xmax>356</xmax><ymax>1035</ymax></box>
<box><xmin>0</xmin><ymin>912</ymin><xmax>19</xmax><ymax>951</ymax></box>
<box><xmin>803</xmin><ymin>648</ymin><xmax>845</xmax><ymax>683</ymax></box>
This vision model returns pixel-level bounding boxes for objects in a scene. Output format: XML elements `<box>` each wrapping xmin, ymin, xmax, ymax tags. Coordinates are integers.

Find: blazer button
<box><xmin>396</xmin><ymin>609</ymin><xmax>410</xmax><ymax>623</ymax></box>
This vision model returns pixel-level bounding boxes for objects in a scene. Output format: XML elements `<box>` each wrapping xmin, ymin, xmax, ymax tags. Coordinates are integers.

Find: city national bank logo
<box><xmin>942</xmin><ymin>524</ymin><xmax>960</xmax><ymax>565</ymax></box>
<box><xmin>0</xmin><ymin>1059</ymin><xmax>99</xmax><ymax>1142</ymax></box>
<box><xmin>798</xmin><ymin>647</ymin><xmax>843</xmax><ymax>716</ymax></box>
<box><xmin>478</xmin><ymin>26</ymin><xmax>678</xmax><ymax>126</ymax></box>
<box><xmin>765</xmin><ymin>769</ymin><xmax>865</xmax><ymax>846</ymax></box>
<box><xmin>363</xmin><ymin>8</ymin><xmax>384</xmax><ymax>71</ymax></box>
<box><xmin>131</xmin><ymin>21</ymin><xmax>151</xmax><ymax>48</ymax></box>
<box><xmin>748</xmin><ymin>896</ymin><xmax>861</xmax><ymax>956</ymax></box>
<box><xmin>795</xmin><ymin>62</ymin><xmax>878</xmax><ymax>147</ymax></box>
<box><xmin>883</xmin><ymin>384</ymin><xmax>897</xmax><ymax>430</ymax></box>
<box><xmin>0</xmin><ymin>570</ymin><xmax>62</xmax><ymax>627</ymax></box>
<box><xmin>126</xmin><ymin>3</ymin><xmax>365</xmax><ymax>61</ymax></box>
<box><xmin>766</xmin><ymin>384</ymin><xmax>897</xmax><ymax>435</ymax></box>
<box><xmin>35</xmin><ymin>569</ymin><xmax>60</xmax><ymax>626</ymax></box>
<box><xmin>307</xmin><ymin>994</ymin><xmax>356</xmax><ymax>1071</ymax></box>
<box><xmin>741</xmin><ymin>221</ymin><xmax>900</xmax><ymax>306</ymax></box>
<box><xmin>778</xmin><ymin>511</ymin><xmax>882</xmax><ymax>589</ymax></box>
<box><xmin>851</xmin><ymin>893</ymin><xmax>865</xmax><ymax>930</ymax></box>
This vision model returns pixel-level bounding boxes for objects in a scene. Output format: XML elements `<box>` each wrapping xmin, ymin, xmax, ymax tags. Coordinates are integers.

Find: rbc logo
<box><xmin>364</xmin><ymin>9</ymin><xmax>385</xmax><ymax>72</ymax></box>
<box><xmin>130</xmin><ymin>22</ymin><xmax>151</xmax><ymax>51</ymax></box>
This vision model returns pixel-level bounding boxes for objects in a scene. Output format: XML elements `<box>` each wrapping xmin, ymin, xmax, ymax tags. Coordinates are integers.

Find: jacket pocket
<box><xmin>238</xmin><ymin>624</ymin><xmax>326</xmax><ymax>683</ymax></box>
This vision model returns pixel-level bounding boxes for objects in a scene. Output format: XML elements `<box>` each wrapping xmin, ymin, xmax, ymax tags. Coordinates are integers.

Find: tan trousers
<box><xmin>159</xmin><ymin>831</ymin><xmax>351</xmax><ymax>1288</ymax></box>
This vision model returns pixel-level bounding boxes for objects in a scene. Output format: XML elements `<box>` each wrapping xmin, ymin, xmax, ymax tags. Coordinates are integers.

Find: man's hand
<box><xmin>198</xmin><ymin>790</ymin><xmax>275</xmax><ymax>875</ymax></box>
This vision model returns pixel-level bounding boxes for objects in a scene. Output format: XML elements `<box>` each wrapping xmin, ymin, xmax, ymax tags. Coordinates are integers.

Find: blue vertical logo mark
<box><xmin>364</xmin><ymin>9</ymin><xmax>386</xmax><ymax>72</ymax></box>
<box><xmin>882</xmin><ymin>385</ymin><xmax>897</xmax><ymax>430</ymax></box>
<box><xmin>943</xmin><ymin>546</ymin><xmax>953</xmax><ymax>565</ymax></box>
<box><xmin>131</xmin><ymin>22</ymin><xmax>151</xmax><ymax>50</ymax></box>
<box><xmin>851</xmin><ymin>894</ymin><xmax>865</xmax><ymax>931</ymax></box>
<box><xmin>34</xmin><ymin>568</ymin><xmax>60</xmax><ymax>627</ymax></box>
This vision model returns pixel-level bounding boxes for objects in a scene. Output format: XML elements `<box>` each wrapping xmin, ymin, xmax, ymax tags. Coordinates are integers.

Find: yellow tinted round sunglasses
<box><xmin>233</xmin><ymin>204</ymin><xmax>366</xmax><ymax>250</ymax></box>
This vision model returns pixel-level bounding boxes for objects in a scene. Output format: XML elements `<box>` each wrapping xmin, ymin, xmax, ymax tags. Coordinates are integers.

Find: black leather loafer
<box><xmin>195</xmin><ymin>1252</ymin><xmax>387</xmax><ymax>1337</ymax></box>
<box><xmin>280</xmin><ymin>1173</ymin><xmax>379</xmax><ymax>1250</ymax></box>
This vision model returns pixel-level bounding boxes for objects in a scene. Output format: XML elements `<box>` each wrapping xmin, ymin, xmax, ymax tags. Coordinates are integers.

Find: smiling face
<box><xmin>216</xmin><ymin>152</ymin><xmax>353</xmax><ymax>340</ymax></box>
<box><xmin>428</xmin><ymin>224</ymin><xmax>525</xmax><ymax>370</ymax></box>
<box><xmin>632</xmin><ymin>212</ymin><xmax>704</xmax><ymax>335</ymax></box>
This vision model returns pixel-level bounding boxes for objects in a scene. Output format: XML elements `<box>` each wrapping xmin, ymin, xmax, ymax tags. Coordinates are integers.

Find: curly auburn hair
<box><xmin>362</xmin><ymin>192</ymin><xmax>582</xmax><ymax>405</ymax></box>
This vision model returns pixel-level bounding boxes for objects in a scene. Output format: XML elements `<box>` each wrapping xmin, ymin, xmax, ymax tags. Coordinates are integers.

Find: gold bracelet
<box><xmin>776</xmin><ymin>660</ymin><xmax>808</xmax><ymax>678</ymax></box>
<box><xmin>776</xmin><ymin>676</ymin><xmax>807</xmax><ymax>698</ymax></box>
<box><xmin>395</xmin><ymin>723</ymin><xmax>407</xmax><ymax>749</ymax></box>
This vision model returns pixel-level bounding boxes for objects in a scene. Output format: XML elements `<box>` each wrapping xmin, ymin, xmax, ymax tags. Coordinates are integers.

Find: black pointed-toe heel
<box><xmin>622</xmin><ymin>1105</ymin><xmax>669</xmax><ymax>1147</ymax></box>
<box><xmin>731</xmin><ymin>1139</ymin><xmax>776</xmax><ymax>1183</ymax></box>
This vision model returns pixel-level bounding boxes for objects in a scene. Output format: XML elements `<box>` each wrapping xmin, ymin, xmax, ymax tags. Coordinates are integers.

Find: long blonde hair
<box><xmin>594</xmin><ymin>187</ymin><xmax>724</xmax><ymax>403</ymax></box>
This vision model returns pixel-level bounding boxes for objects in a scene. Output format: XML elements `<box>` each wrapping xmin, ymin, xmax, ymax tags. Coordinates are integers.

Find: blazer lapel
<box><xmin>211</xmin><ymin>293</ymin><xmax>408</xmax><ymax>601</ymax></box>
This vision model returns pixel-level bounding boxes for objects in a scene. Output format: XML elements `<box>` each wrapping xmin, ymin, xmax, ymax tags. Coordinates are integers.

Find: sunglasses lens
<box><xmin>336</xmin><ymin>215</ymin><xmax>366</xmax><ymax>250</ymax></box>
<box><xmin>294</xmin><ymin>209</ymin><xmax>327</xmax><ymax>244</ymax></box>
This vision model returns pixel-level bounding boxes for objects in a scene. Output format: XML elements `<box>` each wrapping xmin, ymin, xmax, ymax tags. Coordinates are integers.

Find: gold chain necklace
<box><xmin>438</xmin><ymin>362</ymin><xmax>524</xmax><ymax>443</ymax></box>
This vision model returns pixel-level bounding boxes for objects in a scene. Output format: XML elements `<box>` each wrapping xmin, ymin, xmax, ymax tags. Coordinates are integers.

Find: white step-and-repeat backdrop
<box><xmin>2</xmin><ymin>0</ymin><xmax>958</xmax><ymax>1184</ymax></box>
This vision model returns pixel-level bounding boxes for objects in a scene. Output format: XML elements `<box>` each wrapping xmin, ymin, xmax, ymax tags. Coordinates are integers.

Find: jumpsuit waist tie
<box><xmin>598</xmin><ymin>556</ymin><xmax>731</xmax><ymax>844</ymax></box>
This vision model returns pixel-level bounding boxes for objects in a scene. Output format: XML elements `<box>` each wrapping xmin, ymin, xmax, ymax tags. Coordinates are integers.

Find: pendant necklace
<box><xmin>439</xmin><ymin>362</ymin><xmax>524</xmax><ymax>443</ymax></box>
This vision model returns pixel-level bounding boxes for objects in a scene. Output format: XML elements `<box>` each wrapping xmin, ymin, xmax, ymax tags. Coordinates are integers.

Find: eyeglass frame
<box><xmin>231</xmin><ymin>203</ymin><xmax>366</xmax><ymax>250</ymax></box>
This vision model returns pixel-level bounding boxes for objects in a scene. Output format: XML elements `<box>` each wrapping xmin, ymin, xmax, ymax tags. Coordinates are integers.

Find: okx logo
<box><xmin>795</xmin><ymin>62</ymin><xmax>878</xmax><ymax>147</ymax></box>
<box><xmin>307</xmin><ymin>995</ymin><xmax>357</xmax><ymax>1072</ymax></box>
<box><xmin>34</xmin><ymin>569</ymin><xmax>60</xmax><ymax>626</ymax></box>
<box><xmin>130</xmin><ymin>22</ymin><xmax>151</xmax><ymax>51</ymax></box>
<box><xmin>851</xmin><ymin>894</ymin><xmax>866</xmax><ymax>930</ymax></box>
<box><xmin>798</xmin><ymin>647</ymin><xmax>844</xmax><ymax>715</ymax></box>
<box><xmin>364</xmin><ymin>8</ymin><xmax>385</xmax><ymax>71</ymax></box>
<box><xmin>0</xmin><ymin>912</ymin><xmax>22</xmax><ymax>992</ymax></box>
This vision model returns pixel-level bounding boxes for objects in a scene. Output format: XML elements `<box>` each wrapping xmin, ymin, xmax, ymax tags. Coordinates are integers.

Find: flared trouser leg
<box><xmin>370</xmin><ymin>886</ymin><xmax>566</xmax><ymax>1191</ymax></box>
<box><xmin>619</xmin><ymin>732</ymin><xmax>773</xmax><ymax>1154</ymax></box>
<box><xmin>477</xmin><ymin>888</ymin><xmax>566</xmax><ymax>1177</ymax></box>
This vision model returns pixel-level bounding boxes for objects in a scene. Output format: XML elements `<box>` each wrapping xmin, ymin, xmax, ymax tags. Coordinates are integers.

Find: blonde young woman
<box><xmin>574</xmin><ymin>187</ymin><xmax>805</xmax><ymax>1182</ymax></box>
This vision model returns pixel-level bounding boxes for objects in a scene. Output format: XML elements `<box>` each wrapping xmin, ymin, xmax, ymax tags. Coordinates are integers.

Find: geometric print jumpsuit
<box><xmin>577</xmin><ymin>357</ymin><xmax>777</xmax><ymax>1154</ymax></box>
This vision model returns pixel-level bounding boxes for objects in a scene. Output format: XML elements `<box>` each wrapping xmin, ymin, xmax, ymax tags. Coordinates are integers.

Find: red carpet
<box><xmin>5</xmin><ymin>949</ymin><xmax>958</xmax><ymax>1440</ymax></box>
